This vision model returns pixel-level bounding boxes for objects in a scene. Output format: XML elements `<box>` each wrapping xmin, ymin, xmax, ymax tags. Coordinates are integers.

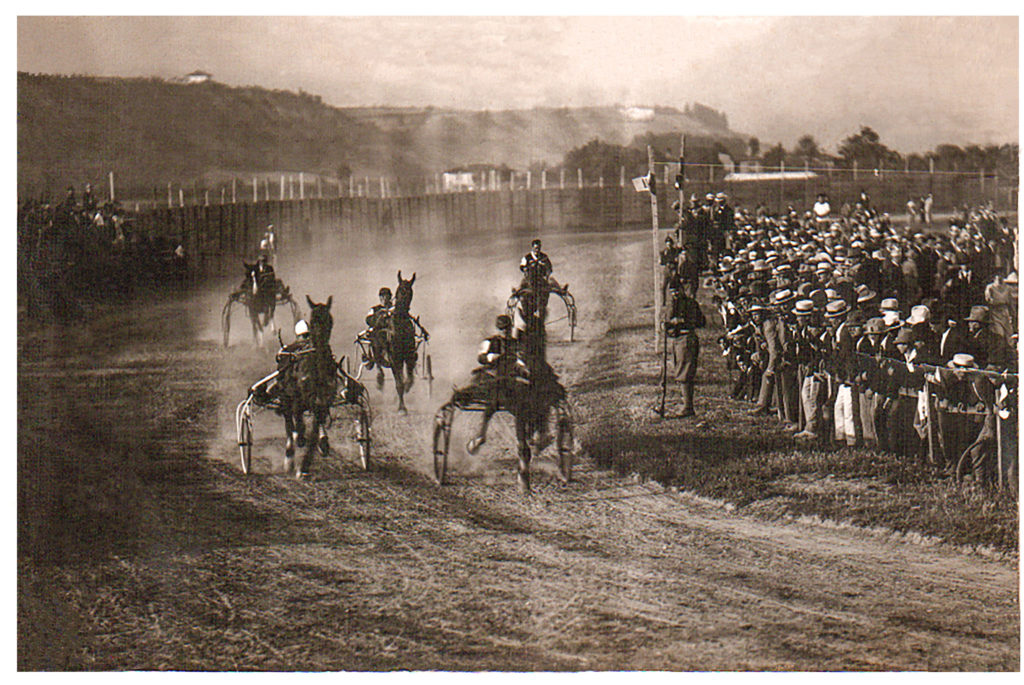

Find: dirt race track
<box><xmin>17</xmin><ymin>228</ymin><xmax>1020</xmax><ymax>670</ymax></box>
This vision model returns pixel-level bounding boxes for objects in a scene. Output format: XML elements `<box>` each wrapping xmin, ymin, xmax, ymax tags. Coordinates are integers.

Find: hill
<box><xmin>17</xmin><ymin>73</ymin><xmax>748</xmax><ymax>198</ymax></box>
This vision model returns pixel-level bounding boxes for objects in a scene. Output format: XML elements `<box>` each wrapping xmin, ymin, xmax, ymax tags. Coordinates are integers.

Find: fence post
<box><xmin>560</xmin><ymin>168</ymin><xmax>565</xmax><ymax>190</ymax></box>
<box><xmin>179</xmin><ymin>188</ymin><xmax>185</xmax><ymax>208</ymax></box>
<box><xmin>541</xmin><ymin>169</ymin><xmax>547</xmax><ymax>190</ymax></box>
<box><xmin>852</xmin><ymin>159</ymin><xmax>858</xmax><ymax>182</ymax></box>
<box><xmin>299</xmin><ymin>172</ymin><xmax>305</xmax><ymax>200</ymax></box>
<box><xmin>108</xmin><ymin>171</ymin><xmax>115</xmax><ymax>202</ymax></box>
<box><xmin>204</xmin><ymin>190</ymin><xmax>209</xmax><ymax>207</ymax></box>
<box><xmin>253</xmin><ymin>176</ymin><xmax>258</xmax><ymax>203</ymax></box>
<box><xmin>577</xmin><ymin>168</ymin><xmax>583</xmax><ymax>189</ymax></box>
<box><xmin>232</xmin><ymin>178</ymin><xmax>237</xmax><ymax>204</ymax></box>
<box><xmin>620</xmin><ymin>165</ymin><xmax>626</xmax><ymax>187</ymax></box>
<box><xmin>167</xmin><ymin>182</ymin><xmax>173</xmax><ymax>208</ymax></box>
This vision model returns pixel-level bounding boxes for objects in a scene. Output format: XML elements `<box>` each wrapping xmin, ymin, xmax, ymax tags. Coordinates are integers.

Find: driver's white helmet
<box><xmin>294</xmin><ymin>320</ymin><xmax>309</xmax><ymax>337</ymax></box>
<box><xmin>259</xmin><ymin>239</ymin><xmax>269</xmax><ymax>250</ymax></box>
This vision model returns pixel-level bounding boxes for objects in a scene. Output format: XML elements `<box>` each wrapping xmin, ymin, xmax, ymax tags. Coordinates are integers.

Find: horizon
<box><xmin>17</xmin><ymin>16</ymin><xmax>1019</xmax><ymax>154</ymax></box>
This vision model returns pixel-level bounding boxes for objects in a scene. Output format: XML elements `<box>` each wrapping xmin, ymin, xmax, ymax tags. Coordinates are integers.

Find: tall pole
<box><xmin>678</xmin><ymin>134</ymin><xmax>686</xmax><ymax>215</ymax></box>
<box><xmin>648</xmin><ymin>145</ymin><xmax>661</xmax><ymax>348</ymax></box>
<box><xmin>108</xmin><ymin>171</ymin><xmax>115</xmax><ymax>202</ymax></box>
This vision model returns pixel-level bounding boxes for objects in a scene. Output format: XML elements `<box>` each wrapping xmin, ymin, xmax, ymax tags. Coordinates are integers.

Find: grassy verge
<box><xmin>571</xmin><ymin>296</ymin><xmax>1019</xmax><ymax>555</ymax></box>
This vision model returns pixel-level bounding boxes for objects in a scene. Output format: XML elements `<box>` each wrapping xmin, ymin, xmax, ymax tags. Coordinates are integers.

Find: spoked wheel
<box><xmin>356</xmin><ymin>401</ymin><xmax>372</xmax><ymax>471</ymax></box>
<box><xmin>554</xmin><ymin>400</ymin><xmax>574</xmax><ymax>483</ymax></box>
<box><xmin>561</xmin><ymin>291</ymin><xmax>577</xmax><ymax>342</ymax></box>
<box><xmin>432</xmin><ymin>404</ymin><xmax>454</xmax><ymax>485</ymax></box>
<box><xmin>238</xmin><ymin>408</ymin><xmax>254</xmax><ymax>475</ymax></box>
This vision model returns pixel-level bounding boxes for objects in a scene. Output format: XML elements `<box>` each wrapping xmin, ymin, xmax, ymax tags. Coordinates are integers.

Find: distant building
<box><xmin>442</xmin><ymin>171</ymin><xmax>476</xmax><ymax>192</ymax></box>
<box><xmin>184</xmin><ymin>71</ymin><xmax>212</xmax><ymax>84</ymax></box>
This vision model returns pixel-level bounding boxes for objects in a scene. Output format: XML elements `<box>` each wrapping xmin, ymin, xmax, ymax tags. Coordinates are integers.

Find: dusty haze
<box><xmin>17</xmin><ymin>15</ymin><xmax>1018</xmax><ymax>153</ymax></box>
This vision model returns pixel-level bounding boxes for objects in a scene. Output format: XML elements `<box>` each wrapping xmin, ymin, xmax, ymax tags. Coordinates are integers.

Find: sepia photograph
<box><xmin>15</xmin><ymin>11</ymin><xmax>1020</xmax><ymax>671</ymax></box>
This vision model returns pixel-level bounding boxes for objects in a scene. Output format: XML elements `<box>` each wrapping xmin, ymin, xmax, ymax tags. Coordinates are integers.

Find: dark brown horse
<box><xmin>277</xmin><ymin>295</ymin><xmax>337</xmax><ymax>479</ymax></box>
<box><xmin>384</xmin><ymin>271</ymin><xmax>423</xmax><ymax>413</ymax></box>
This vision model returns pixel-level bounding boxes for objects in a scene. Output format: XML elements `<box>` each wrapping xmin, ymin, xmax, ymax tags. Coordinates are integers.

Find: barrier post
<box><xmin>925</xmin><ymin>381</ymin><xmax>936</xmax><ymax>464</ymax></box>
<box><xmin>995</xmin><ymin>403</ymin><xmax>1004</xmax><ymax>489</ymax></box>
<box><xmin>647</xmin><ymin>145</ymin><xmax>660</xmax><ymax>348</ymax></box>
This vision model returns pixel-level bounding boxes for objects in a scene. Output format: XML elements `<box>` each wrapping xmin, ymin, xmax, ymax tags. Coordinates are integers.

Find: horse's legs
<box><xmin>392</xmin><ymin>365</ymin><xmax>407</xmax><ymax>413</ymax></box>
<box><xmin>404</xmin><ymin>358</ymin><xmax>416</xmax><ymax>392</ymax></box>
<box><xmin>514</xmin><ymin>413</ymin><xmax>533</xmax><ymax>494</ymax></box>
<box><xmin>250</xmin><ymin>309</ymin><xmax>263</xmax><ymax>346</ymax></box>
<box><xmin>283</xmin><ymin>409</ymin><xmax>297</xmax><ymax>473</ymax></box>
<box><xmin>298</xmin><ymin>406</ymin><xmax>328</xmax><ymax>479</ymax></box>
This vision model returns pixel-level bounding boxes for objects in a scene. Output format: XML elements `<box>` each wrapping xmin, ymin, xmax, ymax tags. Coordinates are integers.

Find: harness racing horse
<box><xmin>277</xmin><ymin>296</ymin><xmax>337</xmax><ymax>479</ymax></box>
<box><xmin>222</xmin><ymin>262</ymin><xmax>300</xmax><ymax>347</ymax></box>
<box><xmin>383</xmin><ymin>271</ymin><xmax>424</xmax><ymax>413</ymax></box>
<box><xmin>434</xmin><ymin>284</ymin><xmax>572</xmax><ymax>494</ymax></box>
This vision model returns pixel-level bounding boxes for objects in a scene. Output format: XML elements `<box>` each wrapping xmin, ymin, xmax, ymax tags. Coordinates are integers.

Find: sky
<box><xmin>15</xmin><ymin>14</ymin><xmax>1020</xmax><ymax>153</ymax></box>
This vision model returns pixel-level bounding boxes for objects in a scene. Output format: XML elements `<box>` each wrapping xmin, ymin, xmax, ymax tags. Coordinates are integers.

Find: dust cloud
<box><xmin>197</xmin><ymin>224</ymin><xmax>596</xmax><ymax>478</ymax></box>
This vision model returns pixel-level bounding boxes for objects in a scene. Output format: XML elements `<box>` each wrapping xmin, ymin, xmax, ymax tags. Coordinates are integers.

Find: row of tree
<box><xmin>554</xmin><ymin>127</ymin><xmax>1018</xmax><ymax>182</ymax></box>
<box><xmin>752</xmin><ymin>127</ymin><xmax>1018</xmax><ymax>175</ymax></box>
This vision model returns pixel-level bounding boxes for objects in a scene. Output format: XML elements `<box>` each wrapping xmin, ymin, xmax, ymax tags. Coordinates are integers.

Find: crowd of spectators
<box><xmin>18</xmin><ymin>184</ymin><xmax>187</xmax><ymax>321</ymax></box>
<box><xmin>701</xmin><ymin>193</ymin><xmax>1017</xmax><ymax>487</ymax></box>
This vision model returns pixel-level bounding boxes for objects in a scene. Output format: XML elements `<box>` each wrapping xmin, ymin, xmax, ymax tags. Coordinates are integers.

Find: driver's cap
<box><xmin>496</xmin><ymin>314</ymin><xmax>512</xmax><ymax>330</ymax></box>
<box><xmin>294</xmin><ymin>320</ymin><xmax>309</xmax><ymax>337</ymax></box>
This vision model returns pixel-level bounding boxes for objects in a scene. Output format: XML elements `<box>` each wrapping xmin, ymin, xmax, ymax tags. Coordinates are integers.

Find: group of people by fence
<box><xmin>18</xmin><ymin>184</ymin><xmax>187</xmax><ymax>321</ymax></box>
<box><xmin>663</xmin><ymin>191</ymin><xmax>1019</xmax><ymax>488</ymax></box>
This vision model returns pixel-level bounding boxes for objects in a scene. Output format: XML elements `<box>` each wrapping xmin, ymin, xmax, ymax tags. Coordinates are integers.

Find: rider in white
<box><xmin>261</xmin><ymin>225</ymin><xmax>277</xmax><ymax>266</ymax></box>
<box><xmin>253</xmin><ymin>320</ymin><xmax>310</xmax><ymax>403</ymax></box>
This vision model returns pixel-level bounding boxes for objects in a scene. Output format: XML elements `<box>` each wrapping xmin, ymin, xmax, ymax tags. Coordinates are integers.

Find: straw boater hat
<box><xmin>882</xmin><ymin>310</ymin><xmax>901</xmax><ymax>329</ymax></box>
<box><xmin>793</xmin><ymin>299</ymin><xmax>815</xmax><ymax>316</ymax></box>
<box><xmin>1005</xmin><ymin>272</ymin><xmax>1018</xmax><ymax>285</ymax></box>
<box><xmin>907</xmin><ymin>305</ymin><xmax>930</xmax><ymax>326</ymax></box>
<box><xmin>949</xmin><ymin>353</ymin><xmax>977</xmax><ymax>369</ymax></box>
<box><xmin>880</xmin><ymin>297</ymin><xmax>899</xmax><ymax>312</ymax></box>
<box><xmin>748</xmin><ymin>302</ymin><xmax>767</xmax><ymax>313</ymax></box>
<box><xmin>825</xmin><ymin>300</ymin><xmax>850</xmax><ymax>319</ymax></box>
<box><xmin>770</xmin><ymin>288</ymin><xmax>796</xmax><ymax>308</ymax></box>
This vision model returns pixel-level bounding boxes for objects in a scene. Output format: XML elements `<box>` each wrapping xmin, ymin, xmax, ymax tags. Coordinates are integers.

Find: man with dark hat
<box><xmin>660</xmin><ymin>235</ymin><xmax>681</xmax><ymax>305</ymax></box>
<box><xmin>964</xmin><ymin>305</ymin><xmax>1008</xmax><ymax>369</ymax></box>
<box><xmin>663</xmin><ymin>278</ymin><xmax>706</xmax><ymax>417</ymax></box>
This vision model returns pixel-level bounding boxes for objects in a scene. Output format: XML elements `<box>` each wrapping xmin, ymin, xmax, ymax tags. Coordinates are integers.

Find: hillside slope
<box><xmin>18</xmin><ymin>73</ymin><xmax>747</xmax><ymax>195</ymax></box>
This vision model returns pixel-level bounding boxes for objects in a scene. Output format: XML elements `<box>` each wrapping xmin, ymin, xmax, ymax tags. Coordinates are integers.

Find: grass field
<box><xmin>571</xmin><ymin>233</ymin><xmax>1018</xmax><ymax>555</ymax></box>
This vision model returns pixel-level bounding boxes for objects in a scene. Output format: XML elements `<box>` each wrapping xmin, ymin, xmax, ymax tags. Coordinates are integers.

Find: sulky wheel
<box><xmin>238</xmin><ymin>409</ymin><xmax>254</xmax><ymax>475</ymax></box>
<box><xmin>356</xmin><ymin>403</ymin><xmax>371</xmax><ymax>471</ymax></box>
<box><xmin>555</xmin><ymin>400</ymin><xmax>574</xmax><ymax>483</ymax></box>
<box><xmin>432</xmin><ymin>403</ymin><xmax>454</xmax><ymax>485</ymax></box>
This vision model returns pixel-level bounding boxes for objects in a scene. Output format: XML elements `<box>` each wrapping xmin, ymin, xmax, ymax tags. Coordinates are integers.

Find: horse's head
<box><xmin>395</xmin><ymin>270</ymin><xmax>415</xmax><ymax>314</ymax></box>
<box><xmin>305</xmin><ymin>295</ymin><xmax>334</xmax><ymax>343</ymax></box>
<box><xmin>244</xmin><ymin>262</ymin><xmax>259</xmax><ymax>295</ymax></box>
